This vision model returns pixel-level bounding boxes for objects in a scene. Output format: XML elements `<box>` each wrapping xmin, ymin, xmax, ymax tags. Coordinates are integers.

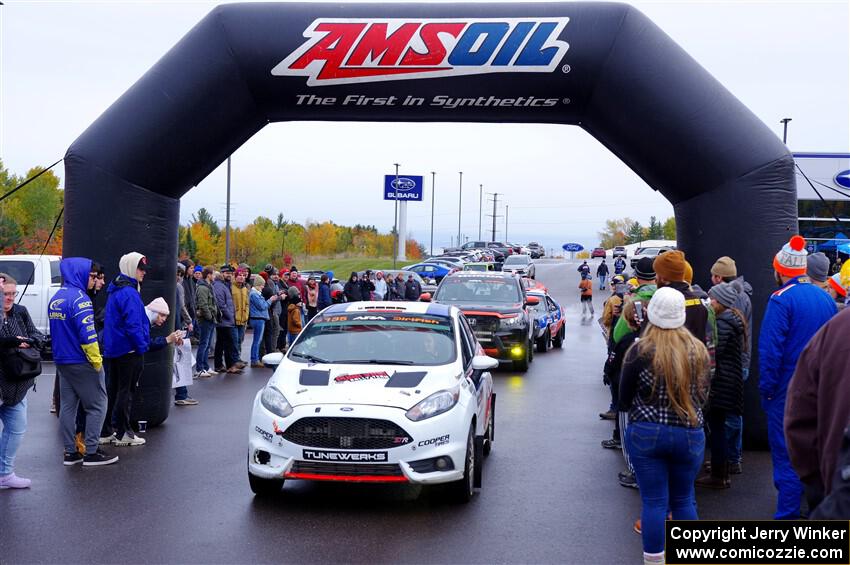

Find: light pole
<box><xmin>430</xmin><ymin>172</ymin><xmax>436</xmax><ymax>257</ymax></box>
<box><xmin>393</xmin><ymin>163</ymin><xmax>400</xmax><ymax>269</ymax></box>
<box><xmin>457</xmin><ymin>171</ymin><xmax>463</xmax><ymax>248</ymax></box>
<box><xmin>780</xmin><ymin>118</ymin><xmax>792</xmax><ymax>145</ymax></box>
<box><xmin>478</xmin><ymin>184</ymin><xmax>483</xmax><ymax>240</ymax></box>
<box><xmin>504</xmin><ymin>204</ymin><xmax>509</xmax><ymax>242</ymax></box>
<box><xmin>225</xmin><ymin>156</ymin><xmax>231</xmax><ymax>264</ymax></box>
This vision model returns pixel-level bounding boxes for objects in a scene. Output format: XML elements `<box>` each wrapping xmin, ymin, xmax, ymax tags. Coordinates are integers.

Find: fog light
<box><xmin>511</xmin><ymin>346</ymin><xmax>524</xmax><ymax>357</ymax></box>
<box><xmin>256</xmin><ymin>450</ymin><xmax>271</xmax><ymax>465</ymax></box>
<box><xmin>435</xmin><ymin>457</ymin><xmax>449</xmax><ymax>470</ymax></box>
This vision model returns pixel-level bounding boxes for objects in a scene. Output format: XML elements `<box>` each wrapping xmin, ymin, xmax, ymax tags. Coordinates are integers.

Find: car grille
<box><xmin>290</xmin><ymin>461</ymin><xmax>404</xmax><ymax>477</ymax></box>
<box><xmin>280</xmin><ymin>417</ymin><xmax>413</xmax><ymax>450</ymax></box>
<box><xmin>465</xmin><ymin>314</ymin><xmax>499</xmax><ymax>333</ymax></box>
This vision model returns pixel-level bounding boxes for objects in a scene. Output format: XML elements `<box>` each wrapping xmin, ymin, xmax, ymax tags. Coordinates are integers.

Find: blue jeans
<box><xmin>725</xmin><ymin>368</ymin><xmax>748</xmax><ymax>464</ymax></box>
<box><xmin>249</xmin><ymin>319</ymin><xmax>266</xmax><ymax>363</ymax></box>
<box><xmin>196</xmin><ymin>319</ymin><xmax>215</xmax><ymax>372</ymax></box>
<box><xmin>627</xmin><ymin>421</ymin><xmax>704</xmax><ymax>554</ymax></box>
<box><xmin>0</xmin><ymin>397</ymin><xmax>27</xmax><ymax>476</ymax></box>
<box><xmin>231</xmin><ymin>326</ymin><xmax>244</xmax><ymax>362</ymax></box>
<box><xmin>599</xmin><ymin>276</ymin><xmax>606</xmax><ymax>289</ymax></box>
<box><xmin>288</xmin><ymin>332</ymin><xmax>299</xmax><ymax>346</ymax></box>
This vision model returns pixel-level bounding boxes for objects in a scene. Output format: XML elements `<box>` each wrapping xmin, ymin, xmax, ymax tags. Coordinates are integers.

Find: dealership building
<box><xmin>794</xmin><ymin>152</ymin><xmax>850</xmax><ymax>245</ymax></box>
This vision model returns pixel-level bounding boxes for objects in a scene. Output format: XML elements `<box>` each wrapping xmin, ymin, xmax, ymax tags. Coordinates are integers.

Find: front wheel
<box><xmin>536</xmin><ymin>331</ymin><xmax>550</xmax><ymax>353</ymax></box>
<box><xmin>248</xmin><ymin>467</ymin><xmax>284</xmax><ymax>496</ymax></box>
<box><xmin>446</xmin><ymin>423</ymin><xmax>477</xmax><ymax>503</ymax></box>
<box><xmin>553</xmin><ymin>324</ymin><xmax>565</xmax><ymax>348</ymax></box>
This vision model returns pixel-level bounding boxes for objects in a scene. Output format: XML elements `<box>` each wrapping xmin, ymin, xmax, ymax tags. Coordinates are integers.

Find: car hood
<box><xmin>443</xmin><ymin>301</ymin><xmax>525</xmax><ymax>316</ymax></box>
<box><xmin>269</xmin><ymin>359</ymin><xmax>462</xmax><ymax>410</ymax></box>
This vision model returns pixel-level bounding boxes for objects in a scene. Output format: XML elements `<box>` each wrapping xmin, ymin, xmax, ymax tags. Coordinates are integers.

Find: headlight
<box><xmin>261</xmin><ymin>386</ymin><xmax>293</xmax><ymax>418</ymax></box>
<box><xmin>500</xmin><ymin>314</ymin><xmax>523</xmax><ymax>329</ymax></box>
<box><xmin>406</xmin><ymin>385</ymin><xmax>460</xmax><ymax>421</ymax></box>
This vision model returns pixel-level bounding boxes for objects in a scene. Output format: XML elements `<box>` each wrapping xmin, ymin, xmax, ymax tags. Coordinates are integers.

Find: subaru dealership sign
<box><xmin>384</xmin><ymin>175</ymin><xmax>423</xmax><ymax>201</ymax></box>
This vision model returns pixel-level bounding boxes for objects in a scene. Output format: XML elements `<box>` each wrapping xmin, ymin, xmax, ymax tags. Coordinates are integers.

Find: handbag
<box><xmin>3</xmin><ymin>346</ymin><xmax>42</xmax><ymax>382</ymax></box>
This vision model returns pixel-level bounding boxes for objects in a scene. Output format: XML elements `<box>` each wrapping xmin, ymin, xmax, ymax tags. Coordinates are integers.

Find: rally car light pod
<box><xmin>261</xmin><ymin>385</ymin><xmax>294</xmax><ymax>418</ymax></box>
<box><xmin>405</xmin><ymin>385</ymin><xmax>460</xmax><ymax>422</ymax></box>
<box><xmin>511</xmin><ymin>346</ymin><xmax>524</xmax><ymax>357</ymax></box>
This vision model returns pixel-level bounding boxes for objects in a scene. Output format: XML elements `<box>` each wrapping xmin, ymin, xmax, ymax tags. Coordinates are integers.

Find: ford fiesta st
<box><xmin>247</xmin><ymin>302</ymin><xmax>497</xmax><ymax>503</ymax></box>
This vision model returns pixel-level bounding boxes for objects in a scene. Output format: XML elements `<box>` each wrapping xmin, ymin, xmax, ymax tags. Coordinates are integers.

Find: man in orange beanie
<box><xmin>759</xmin><ymin>235</ymin><xmax>836</xmax><ymax>519</ymax></box>
<box><xmin>654</xmin><ymin>250</ymin><xmax>711</xmax><ymax>345</ymax></box>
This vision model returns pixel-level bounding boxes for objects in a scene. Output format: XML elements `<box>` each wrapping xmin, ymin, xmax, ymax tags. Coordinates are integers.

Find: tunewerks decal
<box><xmin>272</xmin><ymin>18</ymin><xmax>570</xmax><ymax>86</ymax></box>
<box><xmin>303</xmin><ymin>449</ymin><xmax>388</xmax><ymax>462</ymax></box>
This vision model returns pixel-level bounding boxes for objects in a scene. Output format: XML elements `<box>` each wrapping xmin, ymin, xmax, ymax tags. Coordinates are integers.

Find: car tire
<box><xmin>528</xmin><ymin>339</ymin><xmax>534</xmax><ymax>363</ymax></box>
<box><xmin>553</xmin><ymin>324</ymin><xmax>564</xmax><ymax>348</ymax></box>
<box><xmin>447</xmin><ymin>423</ymin><xmax>477</xmax><ymax>503</ymax></box>
<box><xmin>536</xmin><ymin>331</ymin><xmax>550</xmax><ymax>353</ymax></box>
<box><xmin>483</xmin><ymin>394</ymin><xmax>495</xmax><ymax>457</ymax></box>
<box><xmin>248</xmin><ymin>470</ymin><xmax>284</xmax><ymax>497</ymax></box>
<box><xmin>513</xmin><ymin>342</ymin><xmax>530</xmax><ymax>372</ymax></box>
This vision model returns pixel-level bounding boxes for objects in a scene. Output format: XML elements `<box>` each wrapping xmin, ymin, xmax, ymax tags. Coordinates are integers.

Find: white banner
<box><xmin>172</xmin><ymin>340</ymin><xmax>194</xmax><ymax>389</ymax></box>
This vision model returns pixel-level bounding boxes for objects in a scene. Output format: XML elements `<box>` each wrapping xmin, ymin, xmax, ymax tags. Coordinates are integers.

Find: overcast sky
<box><xmin>2</xmin><ymin>0</ymin><xmax>848</xmax><ymax>253</ymax></box>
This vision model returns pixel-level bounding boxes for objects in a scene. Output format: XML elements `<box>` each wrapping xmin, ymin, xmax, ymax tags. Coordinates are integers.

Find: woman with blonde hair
<box><xmin>619</xmin><ymin>287</ymin><xmax>710</xmax><ymax>565</ymax></box>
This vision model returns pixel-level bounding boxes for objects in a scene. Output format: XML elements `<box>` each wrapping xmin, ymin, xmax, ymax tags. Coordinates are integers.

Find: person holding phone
<box><xmin>0</xmin><ymin>273</ymin><xmax>46</xmax><ymax>488</ymax></box>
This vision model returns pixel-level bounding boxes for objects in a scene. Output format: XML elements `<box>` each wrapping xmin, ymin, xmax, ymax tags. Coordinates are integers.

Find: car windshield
<box><xmin>435</xmin><ymin>277</ymin><xmax>521</xmax><ymax>304</ymax></box>
<box><xmin>503</xmin><ymin>255</ymin><xmax>530</xmax><ymax>266</ymax></box>
<box><xmin>289</xmin><ymin>312</ymin><xmax>456</xmax><ymax>366</ymax></box>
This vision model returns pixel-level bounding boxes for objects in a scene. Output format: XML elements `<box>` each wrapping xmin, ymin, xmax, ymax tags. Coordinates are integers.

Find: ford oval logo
<box><xmin>340</xmin><ymin>407</ymin><xmax>354</xmax><ymax>412</ymax></box>
<box><xmin>835</xmin><ymin>170</ymin><xmax>850</xmax><ymax>190</ymax></box>
<box><xmin>391</xmin><ymin>177</ymin><xmax>416</xmax><ymax>191</ymax></box>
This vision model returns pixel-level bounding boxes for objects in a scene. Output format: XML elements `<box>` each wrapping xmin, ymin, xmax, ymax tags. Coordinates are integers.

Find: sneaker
<box><xmin>215</xmin><ymin>366</ymin><xmax>227</xmax><ymax>373</ymax></box>
<box><xmin>250</xmin><ymin>362</ymin><xmax>264</xmax><ymax>368</ymax></box>
<box><xmin>75</xmin><ymin>432</ymin><xmax>86</xmax><ymax>455</ymax></box>
<box><xmin>0</xmin><ymin>472</ymin><xmax>32</xmax><ymax>489</ymax></box>
<box><xmin>729</xmin><ymin>462</ymin><xmax>743</xmax><ymax>475</ymax></box>
<box><xmin>633</xmin><ymin>519</ymin><xmax>641</xmax><ymax>535</ymax></box>
<box><xmin>619</xmin><ymin>471</ymin><xmax>638</xmax><ymax>489</ymax></box>
<box><xmin>49</xmin><ymin>399</ymin><xmax>57</xmax><ymax>414</ymax></box>
<box><xmin>601</xmin><ymin>438</ymin><xmax>622</xmax><ymax>449</ymax></box>
<box><xmin>113</xmin><ymin>433</ymin><xmax>146</xmax><ymax>446</ymax></box>
<box><xmin>63</xmin><ymin>452</ymin><xmax>84</xmax><ymax>466</ymax></box>
<box><xmin>226</xmin><ymin>366</ymin><xmax>243</xmax><ymax>374</ymax></box>
<box><xmin>83</xmin><ymin>449</ymin><xmax>119</xmax><ymax>466</ymax></box>
<box><xmin>695</xmin><ymin>475</ymin><xmax>730</xmax><ymax>489</ymax></box>
<box><xmin>234</xmin><ymin>361</ymin><xmax>247</xmax><ymax>369</ymax></box>
<box><xmin>196</xmin><ymin>370</ymin><xmax>214</xmax><ymax>378</ymax></box>
<box><xmin>175</xmin><ymin>398</ymin><xmax>199</xmax><ymax>406</ymax></box>
<box><xmin>599</xmin><ymin>410</ymin><xmax>616</xmax><ymax>420</ymax></box>
<box><xmin>98</xmin><ymin>434</ymin><xmax>116</xmax><ymax>445</ymax></box>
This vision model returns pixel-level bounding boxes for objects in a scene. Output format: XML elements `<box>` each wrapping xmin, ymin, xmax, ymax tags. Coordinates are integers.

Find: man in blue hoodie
<box><xmin>49</xmin><ymin>258</ymin><xmax>119</xmax><ymax>467</ymax></box>
<box><xmin>102</xmin><ymin>252</ymin><xmax>150</xmax><ymax>447</ymax></box>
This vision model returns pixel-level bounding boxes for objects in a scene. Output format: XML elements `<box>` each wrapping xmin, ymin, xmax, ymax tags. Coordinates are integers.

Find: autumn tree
<box><xmin>663</xmin><ymin>216</ymin><xmax>677</xmax><ymax>240</ymax></box>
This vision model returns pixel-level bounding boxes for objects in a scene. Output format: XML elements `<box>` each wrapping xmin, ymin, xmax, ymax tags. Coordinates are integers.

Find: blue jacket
<box><xmin>103</xmin><ymin>274</ymin><xmax>150</xmax><ymax>358</ymax></box>
<box><xmin>758</xmin><ymin>276</ymin><xmax>836</xmax><ymax>400</ymax></box>
<box><xmin>213</xmin><ymin>279</ymin><xmax>235</xmax><ymax>327</ymax></box>
<box><xmin>317</xmin><ymin>282</ymin><xmax>332</xmax><ymax>311</ymax></box>
<box><xmin>249</xmin><ymin>288</ymin><xmax>271</xmax><ymax>320</ymax></box>
<box><xmin>49</xmin><ymin>258</ymin><xmax>101</xmax><ymax>368</ymax></box>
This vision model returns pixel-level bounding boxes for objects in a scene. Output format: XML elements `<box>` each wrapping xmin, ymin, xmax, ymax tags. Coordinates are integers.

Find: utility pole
<box><xmin>486</xmin><ymin>192</ymin><xmax>501</xmax><ymax>241</ymax></box>
<box><xmin>430</xmin><ymin>171</ymin><xmax>436</xmax><ymax>257</ymax></box>
<box><xmin>780</xmin><ymin>118</ymin><xmax>792</xmax><ymax>145</ymax></box>
<box><xmin>457</xmin><ymin>172</ymin><xmax>463</xmax><ymax>248</ymax></box>
<box><xmin>505</xmin><ymin>204</ymin><xmax>509</xmax><ymax>242</ymax></box>
<box><xmin>225</xmin><ymin>156</ymin><xmax>231</xmax><ymax>263</ymax></box>
<box><xmin>393</xmin><ymin>163</ymin><xmax>400</xmax><ymax>269</ymax></box>
<box><xmin>478</xmin><ymin>184</ymin><xmax>483</xmax><ymax>240</ymax></box>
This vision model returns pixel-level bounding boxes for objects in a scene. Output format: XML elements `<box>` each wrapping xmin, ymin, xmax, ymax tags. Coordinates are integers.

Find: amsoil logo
<box><xmin>272</xmin><ymin>18</ymin><xmax>570</xmax><ymax>86</ymax></box>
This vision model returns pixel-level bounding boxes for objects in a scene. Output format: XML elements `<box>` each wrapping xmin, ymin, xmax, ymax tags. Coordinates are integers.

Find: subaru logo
<box><xmin>835</xmin><ymin>170</ymin><xmax>850</xmax><ymax>190</ymax></box>
<box><xmin>340</xmin><ymin>407</ymin><xmax>353</xmax><ymax>412</ymax></box>
<box><xmin>391</xmin><ymin>177</ymin><xmax>416</xmax><ymax>191</ymax></box>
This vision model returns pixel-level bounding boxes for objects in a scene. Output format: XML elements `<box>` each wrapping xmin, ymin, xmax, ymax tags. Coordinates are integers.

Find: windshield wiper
<box><xmin>290</xmin><ymin>352</ymin><xmax>330</xmax><ymax>364</ymax></box>
<box><xmin>335</xmin><ymin>359</ymin><xmax>416</xmax><ymax>366</ymax></box>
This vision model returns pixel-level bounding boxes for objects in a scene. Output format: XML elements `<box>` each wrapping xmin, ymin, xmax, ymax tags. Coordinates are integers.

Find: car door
<box><xmin>546</xmin><ymin>296</ymin><xmax>562</xmax><ymax>336</ymax></box>
<box><xmin>458</xmin><ymin>314</ymin><xmax>491</xmax><ymax>437</ymax></box>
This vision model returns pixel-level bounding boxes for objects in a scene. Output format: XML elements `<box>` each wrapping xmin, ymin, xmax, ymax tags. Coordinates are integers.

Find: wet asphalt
<box><xmin>0</xmin><ymin>260</ymin><xmax>776</xmax><ymax>564</ymax></box>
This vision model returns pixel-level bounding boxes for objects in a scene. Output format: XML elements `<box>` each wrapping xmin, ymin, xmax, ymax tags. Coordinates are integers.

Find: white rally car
<box><xmin>247</xmin><ymin>301</ymin><xmax>497</xmax><ymax>503</ymax></box>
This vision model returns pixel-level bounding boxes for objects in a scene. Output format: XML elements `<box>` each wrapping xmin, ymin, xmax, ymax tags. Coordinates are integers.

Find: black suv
<box><xmin>430</xmin><ymin>272</ymin><xmax>535</xmax><ymax>371</ymax></box>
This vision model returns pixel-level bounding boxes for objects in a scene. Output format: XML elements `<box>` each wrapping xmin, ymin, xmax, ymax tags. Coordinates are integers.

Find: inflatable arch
<box><xmin>64</xmin><ymin>2</ymin><xmax>796</xmax><ymax>440</ymax></box>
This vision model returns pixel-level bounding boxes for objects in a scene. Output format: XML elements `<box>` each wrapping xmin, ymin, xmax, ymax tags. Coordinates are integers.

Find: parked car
<box><xmin>429</xmin><ymin>272</ymin><xmax>535</xmax><ymax>371</ymax></box>
<box><xmin>613</xmin><ymin>246</ymin><xmax>627</xmax><ymax>258</ymax></box>
<box><xmin>0</xmin><ymin>254</ymin><xmax>62</xmax><ymax>338</ymax></box>
<box><xmin>462</xmin><ymin>262</ymin><xmax>496</xmax><ymax>273</ymax></box>
<box><xmin>591</xmin><ymin>247</ymin><xmax>606</xmax><ymax>258</ymax></box>
<box><xmin>403</xmin><ymin>262</ymin><xmax>455</xmax><ymax>283</ymax></box>
<box><xmin>501</xmin><ymin>254</ymin><xmax>535</xmax><ymax>279</ymax></box>
<box><xmin>527</xmin><ymin>290</ymin><xmax>565</xmax><ymax>353</ymax></box>
<box><xmin>247</xmin><ymin>301</ymin><xmax>497</xmax><ymax>502</ymax></box>
<box><xmin>527</xmin><ymin>243</ymin><xmax>544</xmax><ymax>259</ymax></box>
<box><xmin>630</xmin><ymin>246</ymin><xmax>674</xmax><ymax>269</ymax></box>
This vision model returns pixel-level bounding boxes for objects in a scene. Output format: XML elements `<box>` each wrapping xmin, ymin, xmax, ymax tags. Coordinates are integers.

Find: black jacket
<box><xmin>710</xmin><ymin>309</ymin><xmax>745</xmax><ymax>414</ymax></box>
<box><xmin>359</xmin><ymin>279</ymin><xmax>374</xmax><ymax>301</ymax></box>
<box><xmin>597</xmin><ymin>263</ymin><xmax>609</xmax><ymax>277</ymax></box>
<box><xmin>405</xmin><ymin>279</ymin><xmax>422</xmax><ymax>301</ymax></box>
<box><xmin>344</xmin><ymin>280</ymin><xmax>363</xmax><ymax>302</ymax></box>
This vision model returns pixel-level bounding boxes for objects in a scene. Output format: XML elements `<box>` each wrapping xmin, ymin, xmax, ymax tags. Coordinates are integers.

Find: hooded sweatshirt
<box><xmin>103</xmin><ymin>253</ymin><xmax>150</xmax><ymax>358</ymax></box>
<box><xmin>48</xmin><ymin>257</ymin><xmax>102</xmax><ymax>369</ymax></box>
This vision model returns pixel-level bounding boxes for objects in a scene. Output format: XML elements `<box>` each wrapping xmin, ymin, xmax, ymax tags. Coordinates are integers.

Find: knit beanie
<box><xmin>146</xmin><ymin>297</ymin><xmax>170</xmax><ymax>315</ymax></box>
<box><xmin>683</xmin><ymin>261</ymin><xmax>694</xmax><ymax>285</ymax></box>
<box><xmin>653</xmin><ymin>250</ymin><xmax>686</xmax><ymax>282</ymax></box>
<box><xmin>647</xmin><ymin>286</ymin><xmax>686</xmax><ymax>329</ymax></box>
<box><xmin>711</xmin><ymin>256</ymin><xmax>737</xmax><ymax>278</ymax></box>
<box><xmin>194</xmin><ymin>265</ymin><xmax>203</xmax><ymax>273</ymax></box>
<box><xmin>119</xmin><ymin>252</ymin><xmax>146</xmax><ymax>280</ymax></box>
<box><xmin>806</xmin><ymin>252</ymin><xmax>830</xmax><ymax>283</ymax></box>
<box><xmin>828</xmin><ymin>273</ymin><xmax>847</xmax><ymax>297</ymax></box>
<box><xmin>634</xmin><ymin>257</ymin><xmax>656</xmax><ymax>280</ymax></box>
<box><xmin>708</xmin><ymin>282</ymin><xmax>738</xmax><ymax>309</ymax></box>
<box><xmin>773</xmin><ymin>235</ymin><xmax>808</xmax><ymax>277</ymax></box>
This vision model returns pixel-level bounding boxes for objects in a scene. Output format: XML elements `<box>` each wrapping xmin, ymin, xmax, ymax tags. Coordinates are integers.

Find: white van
<box><xmin>0</xmin><ymin>255</ymin><xmax>62</xmax><ymax>338</ymax></box>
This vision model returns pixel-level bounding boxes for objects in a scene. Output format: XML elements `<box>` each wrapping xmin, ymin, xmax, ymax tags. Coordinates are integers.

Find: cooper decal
<box><xmin>273</xmin><ymin>18</ymin><xmax>570</xmax><ymax>86</ymax></box>
<box><xmin>255</xmin><ymin>426</ymin><xmax>273</xmax><ymax>443</ymax></box>
<box><xmin>417</xmin><ymin>434</ymin><xmax>450</xmax><ymax>447</ymax></box>
<box><xmin>333</xmin><ymin>371</ymin><xmax>390</xmax><ymax>383</ymax></box>
<box><xmin>302</xmin><ymin>450</ymin><xmax>388</xmax><ymax>462</ymax></box>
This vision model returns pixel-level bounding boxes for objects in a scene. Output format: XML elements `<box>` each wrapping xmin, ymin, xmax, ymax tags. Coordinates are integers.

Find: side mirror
<box><xmin>262</xmin><ymin>352</ymin><xmax>284</xmax><ymax>367</ymax></box>
<box><xmin>419</xmin><ymin>292</ymin><xmax>432</xmax><ymax>302</ymax></box>
<box><xmin>526</xmin><ymin>296</ymin><xmax>540</xmax><ymax>306</ymax></box>
<box><xmin>471</xmin><ymin>355</ymin><xmax>499</xmax><ymax>371</ymax></box>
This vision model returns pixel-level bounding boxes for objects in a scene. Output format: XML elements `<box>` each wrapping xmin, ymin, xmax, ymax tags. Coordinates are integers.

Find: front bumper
<box><xmin>474</xmin><ymin>328</ymin><xmax>529</xmax><ymax>362</ymax></box>
<box><xmin>248</xmin><ymin>396</ymin><xmax>470</xmax><ymax>485</ymax></box>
